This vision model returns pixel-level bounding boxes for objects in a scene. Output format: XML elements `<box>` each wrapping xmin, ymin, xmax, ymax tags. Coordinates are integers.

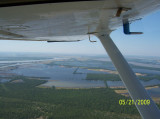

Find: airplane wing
<box><xmin>0</xmin><ymin>0</ymin><xmax>160</xmax><ymax>42</ymax></box>
<box><xmin>1</xmin><ymin>1</ymin><xmax>160</xmax><ymax>119</ymax></box>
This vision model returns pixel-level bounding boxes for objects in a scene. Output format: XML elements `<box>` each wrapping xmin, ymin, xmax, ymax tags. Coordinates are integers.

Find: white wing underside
<box><xmin>0</xmin><ymin>0</ymin><xmax>160</xmax><ymax>42</ymax></box>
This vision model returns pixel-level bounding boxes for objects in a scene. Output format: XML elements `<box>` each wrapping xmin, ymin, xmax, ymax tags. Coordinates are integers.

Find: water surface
<box><xmin>10</xmin><ymin>64</ymin><xmax>105</xmax><ymax>88</ymax></box>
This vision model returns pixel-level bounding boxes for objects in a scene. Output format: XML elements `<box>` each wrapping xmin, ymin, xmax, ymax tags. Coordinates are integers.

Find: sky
<box><xmin>0</xmin><ymin>10</ymin><xmax>160</xmax><ymax>57</ymax></box>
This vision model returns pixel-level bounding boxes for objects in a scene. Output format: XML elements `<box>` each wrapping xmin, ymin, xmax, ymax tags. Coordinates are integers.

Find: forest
<box><xmin>0</xmin><ymin>75</ymin><xmax>143</xmax><ymax>119</ymax></box>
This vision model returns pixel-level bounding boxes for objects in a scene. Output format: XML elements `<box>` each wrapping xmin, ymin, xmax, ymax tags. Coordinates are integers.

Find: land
<box><xmin>114</xmin><ymin>85</ymin><xmax>160</xmax><ymax>103</ymax></box>
<box><xmin>85</xmin><ymin>73</ymin><xmax>160</xmax><ymax>103</ymax></box>
<box><xmin>86</xmin><ymin>73</ymin><xmax>160</xmax><ymax>81</ymax></box>
<box><xmin>0</xmin><ymin>54</ymin><xmax>160</xmax><ymax>119</ymax></box>
<box><xmin>0</xmin><ymin>76</ymin><xmax>141</xmax><ymax>119</ymax></box>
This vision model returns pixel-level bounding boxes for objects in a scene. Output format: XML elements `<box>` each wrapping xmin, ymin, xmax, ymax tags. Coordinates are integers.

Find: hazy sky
<box><xmin>0</xmin><ymin>10</ymin><xmax>160</xmax><ymax>57</ymax></box>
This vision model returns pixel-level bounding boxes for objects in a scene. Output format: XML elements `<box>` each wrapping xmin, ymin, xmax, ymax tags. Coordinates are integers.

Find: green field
<box><xmin>130</xmin><ymin>64</ymin><xmax>160</xmax><ymax>71</ymax></box>
<box><xmin>0</xmin><ymin>76</ymin><xmax>141</xmax><ymax>119</ymax></box>
<box><xmin>86</xmin><ymin>73</ymin><xmax>121</xmax><ymax>81</ymax></box>
<box><xmin>86</xmin><ymin>73</ymin><xmax>160</xmax><ymax>82</ymax></box>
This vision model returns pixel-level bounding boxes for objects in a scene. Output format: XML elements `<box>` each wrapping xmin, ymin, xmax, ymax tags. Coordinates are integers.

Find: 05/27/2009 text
<box><xmin>119</xmin><ymin>99</ymin><xmax>150</xmax><ymax>106</ymax></box>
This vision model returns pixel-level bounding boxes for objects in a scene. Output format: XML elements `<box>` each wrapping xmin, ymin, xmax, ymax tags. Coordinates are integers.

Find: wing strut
<box><xmin>96</xmin><ymin>34</ymin><xmax>160</xmax><ymax>119</ymax></box>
